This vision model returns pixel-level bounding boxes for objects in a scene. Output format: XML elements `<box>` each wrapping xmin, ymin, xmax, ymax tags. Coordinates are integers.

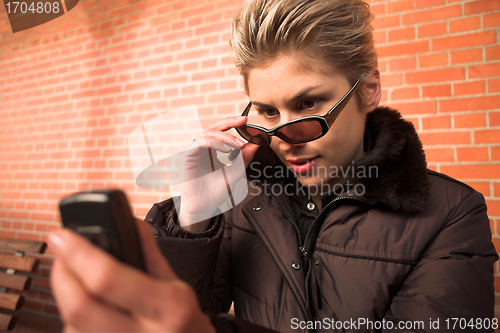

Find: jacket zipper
<box><xmin>266</xmin><ymin>191</ymin><xmax>375</xmax><ymax>332</ymax></box>
<box><xmin>267</xmin><ymin>189</ymin><xmax>304</xmax><ymax>251</ymax></box>
<box><xmin>264</xmin><ymin>189</ymin><xmax>313</xmax><ymax>332</ymax></box>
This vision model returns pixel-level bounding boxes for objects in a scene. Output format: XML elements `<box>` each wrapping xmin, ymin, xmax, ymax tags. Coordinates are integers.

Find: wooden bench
<box><xmin>0</xmin><ymin>238</ymin><xmax>46</xmax><ymax>331</ymax></box>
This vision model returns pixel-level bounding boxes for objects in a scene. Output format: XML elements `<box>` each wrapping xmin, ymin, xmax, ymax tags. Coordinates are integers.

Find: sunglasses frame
<box><xmin>236</xmin><ymin>74</ymin><xmax>365</xmax><ymax>145</ymax></box>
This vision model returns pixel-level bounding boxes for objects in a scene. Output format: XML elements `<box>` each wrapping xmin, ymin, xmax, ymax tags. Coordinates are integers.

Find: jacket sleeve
<box><xmin>383</xmin><ymin>191</ymin><xmax>498</xmax><ymax>332</ymax></box>
<box><xmin>145</xmin><ymin>197</ymin><xmax>281</xmax><ymax>333</ymax></box>
<box><xmin>145</xmin><ymin>196</ymin><xmax>232</xmax><ymax>314</ymax></box>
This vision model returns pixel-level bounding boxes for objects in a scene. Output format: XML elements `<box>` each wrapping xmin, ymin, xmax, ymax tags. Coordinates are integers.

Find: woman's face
<box><xmin>246</xmin><ymin>55</ymin><xmax>378</xmax><ymax>192</ymax></box>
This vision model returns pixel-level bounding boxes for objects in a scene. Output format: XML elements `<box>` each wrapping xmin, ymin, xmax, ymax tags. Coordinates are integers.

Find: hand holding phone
<box><xmin>58</xmin><ymin>189</ymin><xmax>146</xmax><ymax>272</ymax></box>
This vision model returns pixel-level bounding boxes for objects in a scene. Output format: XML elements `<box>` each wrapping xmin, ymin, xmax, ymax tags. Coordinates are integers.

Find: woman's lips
<box><xmin>287</xmin><ymin>157</ymin><xmax>318</xmax><ymax>175</ymax></box>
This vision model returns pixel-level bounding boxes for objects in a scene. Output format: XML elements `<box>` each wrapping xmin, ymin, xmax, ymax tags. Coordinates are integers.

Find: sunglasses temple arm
<box><xmin>241</xmin><ymin>102</ymin><xmax>252</xmax><ymax>116</ymax></box>
<box><xmin>325</xmin><ymin>75</ymin><xmax>364</xmax><ymax>125</ymax></box>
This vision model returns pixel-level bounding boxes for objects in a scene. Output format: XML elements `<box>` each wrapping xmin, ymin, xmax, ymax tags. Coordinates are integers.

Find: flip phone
<box><xmin>58</xmin><ymin>189</ymin><xmax>146</xmax><ymax>272</ymax></box>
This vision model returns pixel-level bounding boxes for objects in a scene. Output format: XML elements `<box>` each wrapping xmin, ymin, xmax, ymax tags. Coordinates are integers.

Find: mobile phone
<box><xmin>58</xmin><ymin>189</ymin><xmax>146</xmax><ymax>272</ymax></box>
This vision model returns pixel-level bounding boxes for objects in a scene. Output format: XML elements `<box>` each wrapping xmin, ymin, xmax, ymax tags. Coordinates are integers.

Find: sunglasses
<box><xmin>236</xmin><ymin>74</ymin><xmax>364</xmax><ymax>145</ymax></box>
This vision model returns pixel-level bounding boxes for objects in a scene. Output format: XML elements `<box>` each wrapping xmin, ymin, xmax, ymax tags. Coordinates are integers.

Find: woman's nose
<box><xmin>275</xmin><ymin>137</ymin><xmax>306</xmax><ymax>153</ymax></box>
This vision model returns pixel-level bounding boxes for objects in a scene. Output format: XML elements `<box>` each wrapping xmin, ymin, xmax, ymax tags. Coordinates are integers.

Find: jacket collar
<box><xmin>245</xmin><ymin>106</ymin><xmax>430</xmax><ymax>213</ymax></box>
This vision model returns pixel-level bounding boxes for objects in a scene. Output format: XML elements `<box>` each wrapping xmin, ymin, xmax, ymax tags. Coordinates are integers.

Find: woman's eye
<box><xmin>259</xmin><ymin>108</ymin><xmax>279</xmax><ymax>117</ymax></box>
<box><xmin>299</xmin><ymin>99</ymin><xmax>319</xmax><ymax>109</ymax></box>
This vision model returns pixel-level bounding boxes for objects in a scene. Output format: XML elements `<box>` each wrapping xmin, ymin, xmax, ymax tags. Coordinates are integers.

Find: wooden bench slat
<box><xmin>0</xmin><ymin>312</ymin><xmax>15</xmax><ymax>331</ymax></box>
<box><xmin>0</xmin><ymin>272</ymin><xmax>29</xmax><ymax>291</ymax></box>
<box><xmin>0</xmin><ymin>292</ymin><xmax>22</xmax><ymax>311</ymax></box>
<box><xmin>0</xmin><ymin>238</ymin><xmax>45</xmax><ymax>254</ymax></box>
<box><xmin>0</xmin><ymin>255</ymin><xmax>37</xmax><ymax>272</ymax></box>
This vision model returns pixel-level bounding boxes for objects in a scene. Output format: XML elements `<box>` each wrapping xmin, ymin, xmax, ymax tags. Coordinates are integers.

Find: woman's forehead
<box><xmin>246</xmin><ymin>55</ymin><xmax>347</xmax><ymax>100</ymax></box>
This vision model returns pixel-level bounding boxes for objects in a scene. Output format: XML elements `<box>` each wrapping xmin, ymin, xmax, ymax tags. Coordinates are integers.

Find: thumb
<box><xmin>135</xmin><ymin>217</ymin><xmax>178</xmax><ymax>280</ymax></box>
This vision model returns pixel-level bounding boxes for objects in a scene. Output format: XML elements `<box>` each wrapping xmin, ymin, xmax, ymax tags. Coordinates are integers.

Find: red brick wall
<box><xmin>0</xmin><ymin>0</ymin><xmax>499</xmax><ymax>319</ymax></box>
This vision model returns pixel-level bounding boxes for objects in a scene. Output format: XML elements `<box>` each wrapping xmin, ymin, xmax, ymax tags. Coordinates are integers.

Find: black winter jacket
<box><xmin>145</xmin><ymin>107</ymin><xmax>498</xmax><ymax>333</ymax></box>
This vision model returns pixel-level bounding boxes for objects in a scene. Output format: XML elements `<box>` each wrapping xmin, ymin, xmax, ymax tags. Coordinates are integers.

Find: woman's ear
<box><xmin>363</xmin><ymin>70</ymin><xmax>381</xmax><ymax>114</ymax></box>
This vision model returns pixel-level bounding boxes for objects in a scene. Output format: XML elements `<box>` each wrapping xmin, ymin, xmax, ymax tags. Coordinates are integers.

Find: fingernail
<box><xmin>48</xmin><ymin>232</ymin><xmax>65</xmax><ymax>252</ymax></box>
<box><xmin>236</xmin><ymin>116</ymin><xmax>247</xmax><ymax>120</ymax></box>
<box><xmin>235</xmin><ymin>138</ymin><xmax>246</xmax><ymax>146</ymax></box>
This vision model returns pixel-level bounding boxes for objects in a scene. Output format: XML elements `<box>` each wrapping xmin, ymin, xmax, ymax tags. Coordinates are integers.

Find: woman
<box><xmin>50</xmin><ymin>0</ymin><xmax>497</xmax><ymax>332</ymax></box>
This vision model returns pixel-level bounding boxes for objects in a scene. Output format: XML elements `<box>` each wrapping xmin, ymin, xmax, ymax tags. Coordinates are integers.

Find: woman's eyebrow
<box><xmin>251</xmin><ymin>86</ymin><xmax>322</xmax><ymax>108</ymax></box>
<box><xmin>290</xmin><ymin>86</ymin><xmax>321</xmax><ymax>103</ymax></box>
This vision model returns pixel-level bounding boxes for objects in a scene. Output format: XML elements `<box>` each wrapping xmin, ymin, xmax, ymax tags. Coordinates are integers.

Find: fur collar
<box><xmin>245</xmin><ymin>106</ymin><xmax>430</xmax><ymax>213</ymax></box>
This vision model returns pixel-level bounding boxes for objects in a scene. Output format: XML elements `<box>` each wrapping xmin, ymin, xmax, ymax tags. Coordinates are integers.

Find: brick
<box><xmin>388</xmin><ymin>57</ymin><xmax>416</xmax><ymax>71</ymax></box>
<box><xmin>391</xmin><ymin>87</ymin><xmax>419</xmax><ymax>100</ymax></box>
<box><xmin>406</xmin><ymin>67</ymin><xmax>465</xmax><ymax>84</ymax></box>
<box><xmin>450</xmin><ymin>49</ymin><xmax>483</xmax><ymax>64</ymax></box>
<box><xmin>195</xmin><ymin>22</ymin><xmax>231</xmax><ymax>35</ymax></box>
<box><xmin>180</xmin><ymin>4</ymin><xmax>214</xmax><ymax>19</ymax></box>
<box><xmin>372</xmin><ymin>15</ymin><xmax>400</xmax><ymax>30</ymax></box>
<box><xmin>422</xmin><ymin>84</ymin><xmax>451</xmax><ymax>98</ymax></box>
<box><xmin>370</xmin><ymin>3</ymin><xmax>385</xmax><ymax>15</ymax></box>
<box><xmin>484</xmin><ymin>12</ymin><xmax>500</xmax><ymax>28</ymax></box>
<box><xmin>432</xmin><ymin>31</ymin><xmax>497</xmax><ymax>51</ymax></box>
<box><xmin>403</xmin><ymin>5</ymin><xmax>461</xmax><ymax>25</ymax></box>
<box><xmin>420</xmin><ymin>131</ymin><xmax>471</xmax><ymax>146</ymax></box>
<box><xmin>183</xmin><ymin>62</ymin><xmax>198</xmax><ymax>71</ymax></box>
<box><xmin>490</xmin><ymin>112</ymin><xmax>500</xmax><ymax>127</ymax></box>
<box><xmin>192</xmin><ymin>69</ymin><xmax>225</xmax><ymax>81</ymax></box>
<box><xmin>489</xmin><ymin>79</ymin><xmax>500</xmax><ymax>93</ymax></box>
<box><xmin>486</xmin><ymin>46</ymin><xmax>500</xmax><ymax>61</ymax></box>
<box><xmin>97</xmin><ymin>86</ymin><xmax>121</xmax><ymax>95</ymax></box>
<box><xmin>475</xmin><ymin>130</ymin><xmax>500</xmax><ymax>144</ymax></box>
<box><xmin>144</xmin><ymin>56</ymin><xmax>173</xmax><ymax>67</ymax></box>
<box><xmin>440</xmin><ymin>96</ymin><xmax>500</xmax><ymax>112</ymax></box>
<box><xmin>125</xmin><ymin>81</ymin><xmax>153</xmax><ymax>92</ymax></box>
<box><xmin>453</xmin><ymin>113</ymin><xmax>486</xmax><ymax>128</ymax></box>
<box><xmin>456</xmin><ymin>147</ymin><xmax>489</xmax><ymax>162</ymax></box>
<box><xmin>454</xmin><ymin>81</ymin><xmax>485</xmax><ymax>96</ymax></box>
<box><xmin>440</xmin><ymin>164</ymin><xmax>500</xmax><ymax>179</ymax></box>
<box><xmin>418</xmin><ymin>22</ymin><xmax>447</xmax><ymax>38</ymax></box>
<box><xmin>425</xmin><ymin>148</ymin><xmax>454</xmax><ymax>162</ymax></box>
<box><xmin>388</xmin><ymin>100</ymin><xmax>437</xmax><ymax>115</ymax></box>
<box><xmin>377</xmin><ymin>41</ymin><xmax>428</xmax><ymax>58</ymax></box>
<box><xmin>388</xmin><ymin>27</ymin><xmax>415</xmax><ymax>42</ymax></box>
<box><xmin>467</xmin><ymin>181</ymin><xmax>490</xmax><ymax>196</ymax></box>
<box><xmin>464</xmin><ymin>0</ymin><xmax>500</xmax><ymax>15</ymax></box>
<box><xmin>373</xmin><ymin>31</ymin><xmax>386</xmax><ymax>44</ymax></box>
<box><xmin>469</xmin><ymin>63</ymin><xmax>500</xmax><ymax>79</ymax></box>
<box><xmin>388</xmin><ymin>0</ymin><xmax>414</xmax><ymax>13</ymax></box>
<box><xmin>416</xmin><ymin>0</ymin><xmax>445</xmax><ymax>8</ymax></box>
<box><xmin>486</xmin><ymin>200</ymin><xmax>500</xmax><ymax>216</ymax></box>
<box><xmin>493</xmin><ymin>146</ymin><xmax>500</xmax><ymax>161</ymax></box>
<box><xmin>449</xmin><ymin>16</ymin><xmax>481</xmax><ymax>33</ymax></box>
<box><xmin>419</xmin><ymin>53</ymin><xmax>448</xmax><ymax>68</ymax></box>
<box><xmin>422</xmin><ymin>115</ymin><xmax>451</xmax><ymax>130</ymax></box>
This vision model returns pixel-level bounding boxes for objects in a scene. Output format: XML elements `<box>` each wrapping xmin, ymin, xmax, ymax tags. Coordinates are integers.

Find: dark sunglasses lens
<box><xmin>277</xmin><ymin>120</ymin><xmax>323</xmax><ymax>143</ymax></box>
<box><xmin>238</xmin><ymin>126</ymin><xmax>270</xmax><ymax>145</ymax></box>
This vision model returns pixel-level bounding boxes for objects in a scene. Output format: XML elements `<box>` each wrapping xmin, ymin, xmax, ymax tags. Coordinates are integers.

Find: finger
<box><xmin>241</xmin><ymin>142</ymin><xmax>260</xmax><ymax>169</ymax></box>
<box><xmin>49</xmin><ymin>230</ymin><xmax>175</xmax><ymax>319</ymax></box>
<box><xmin>195</xmin><ymin>131</ymin><xmax>246</xmax><ymax>151</ymax></box>
<box><xmin>51</xmin><ymin>258</ymin><xmax>141</xmax><ymax>332</ymax></box>
<box><xmin>204</xmin><ymin>116</ymin><xmax>248</xmax><ymax>133</ymax></box>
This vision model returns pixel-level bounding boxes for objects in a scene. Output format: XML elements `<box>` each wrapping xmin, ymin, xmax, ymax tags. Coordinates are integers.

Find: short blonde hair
<box><xmin>230</xmin><ymin>0</ymin><xmax>378</xmax><ymax>106</ymax></box>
